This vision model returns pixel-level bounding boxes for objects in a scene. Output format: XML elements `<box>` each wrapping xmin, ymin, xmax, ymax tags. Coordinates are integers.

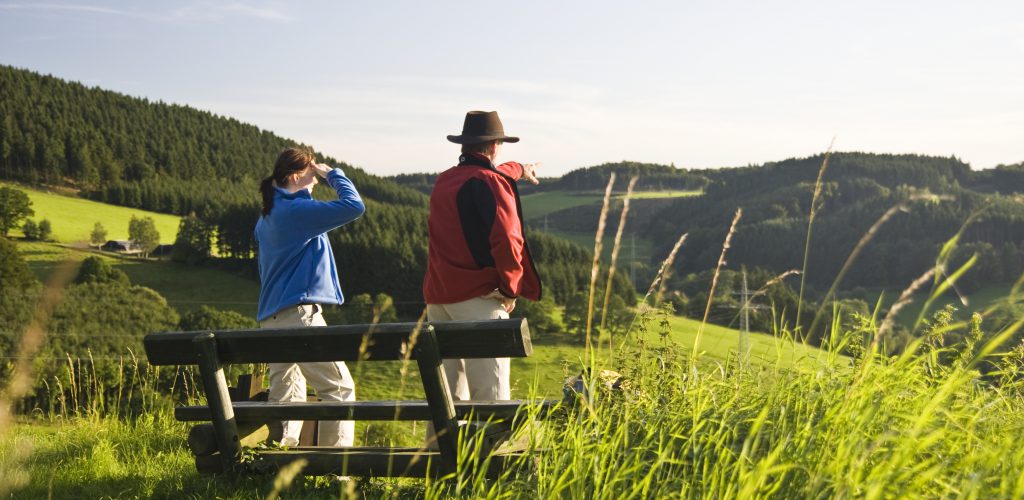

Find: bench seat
<box><xmin>175</xmin><ymin>399</ymin><xmax>558</xmax><ymax>422</ymax></box>
<box><xmin>144</xmin><ymin>318</ymin><xmax>553</xmax><ymax>477</ymax></box>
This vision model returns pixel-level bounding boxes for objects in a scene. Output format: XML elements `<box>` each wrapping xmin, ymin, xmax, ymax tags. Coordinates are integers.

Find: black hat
<box><xmin>447</xmin><ymin>111</ymin><xmax>520</xmax><ymax>144</ymax></box>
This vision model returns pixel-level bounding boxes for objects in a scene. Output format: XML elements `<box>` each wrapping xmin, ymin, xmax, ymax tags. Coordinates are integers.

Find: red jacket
<box><xmin>423</xmin><ymin>154</ymin><xmax>542</xmax><ymax>304</ymax></box>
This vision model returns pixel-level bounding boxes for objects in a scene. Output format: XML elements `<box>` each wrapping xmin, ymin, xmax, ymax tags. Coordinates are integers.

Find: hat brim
<box><xmin>447</xmin><ymin>135</ymin><xmax>520</xmax><ymax>145</ymax></box>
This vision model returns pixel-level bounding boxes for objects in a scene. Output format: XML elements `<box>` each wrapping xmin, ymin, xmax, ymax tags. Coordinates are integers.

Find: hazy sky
<box><xmin>1</xmin><ymin>1</ymin><xmax>1022</xmax><ymax>176</ymax></box>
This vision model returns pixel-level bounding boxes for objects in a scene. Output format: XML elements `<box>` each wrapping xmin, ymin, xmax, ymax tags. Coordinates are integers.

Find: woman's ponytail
<box><xmin>260</xmin><ymin>176</ymin><xmax>276</xmax><ymax>216</ymax></box>
<box><xmin>261</xmin><ymin>147</ymin><xmax>316</xmax><ymax>217</ymax></box>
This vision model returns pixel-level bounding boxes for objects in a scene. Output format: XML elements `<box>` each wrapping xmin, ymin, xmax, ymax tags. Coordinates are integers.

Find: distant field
<box><xmin>521</xmin><ymin>191</ymin><xmax>604</xmax><ymax>218</ymax></box>
<box><xmin>1</xmin><ymin>182</ymin><xmax>180</xmax><ymax>244</ymax></box>
<box><xmin>890</xmin><ymin>282</ymin><xmax>1015</xmax><ymax>327</ymax></box>
<box><xmin>521</xmin><ymin>189</ymin><xmax>701</xmax><ymax>219</ymax></box>
<box><xmin>625</xmin><ymin>190</ymin><xmax>702</xmax><ymax>199</ymax></box>
<box><xmin>15</xmin><ymin>241</ymin><xmax>259</xmax><ymax>318</ymax></box>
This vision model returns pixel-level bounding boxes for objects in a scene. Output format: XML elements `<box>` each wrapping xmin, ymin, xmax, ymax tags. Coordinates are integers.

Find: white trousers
<box><xmin>427</xmin><ymin>297</ymin><xmax>511</xmax><ymax>401</ymax></box>
<box><xmin>260</xmin><ymin>304</ymin><xmax>356</xmax><ymax>447</ymax></box>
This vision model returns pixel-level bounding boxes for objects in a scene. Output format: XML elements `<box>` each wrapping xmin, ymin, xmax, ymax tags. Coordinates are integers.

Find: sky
<box><xmin>1</xmin><ymin>1</ymin><xmax>1022</xmax><ymax>177</ymax></box>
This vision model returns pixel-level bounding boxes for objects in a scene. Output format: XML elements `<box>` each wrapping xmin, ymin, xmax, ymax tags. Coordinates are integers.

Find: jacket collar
<box><xmin>273</xmin><ymin>184</ymin><xmax>312</xmax><ymax>200</ymax></box>
<box><xmin>458</xmin><ymin>153</ymin><xmax>518</xmax><ymax>182</ymax></box>
<box><xmin>458</xmin><ymin>152</ymin><xmax>495</xmax><ymax>170</ymax></box>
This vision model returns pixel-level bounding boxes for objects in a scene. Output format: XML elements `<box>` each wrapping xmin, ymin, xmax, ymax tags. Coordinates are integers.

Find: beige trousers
<box><xmin>427</xmin><ymin>297</ymin><xmax>511</xmax><ymax>401</ymax></box>
<box><xmin>260</xmin><ymin>304</ymin><xmax>356</xmax><ymax>447</ymax></box>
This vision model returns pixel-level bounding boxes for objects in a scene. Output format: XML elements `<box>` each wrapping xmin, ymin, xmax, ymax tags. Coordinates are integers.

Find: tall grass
<box><xmin>6</xmin><ymin>167</ymin><xmax>1024</xmax><ymax>498</ymax></box>
<box><xmin>426</xmin><ymin>299</ymin><xmax>1024</xmax><ymax>499</ymax></box>
<box><xmin>585</xmin><ymin>173</ymin><xmax>616</xmax><ymax>354</ymax></box>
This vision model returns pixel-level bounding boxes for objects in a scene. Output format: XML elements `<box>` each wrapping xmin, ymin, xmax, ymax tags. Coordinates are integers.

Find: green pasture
<box><xmin>1</xmin><ymin>181</ymin><xmax>180</xmax><ymax>244</ymax></box>
<box><xmin>15</xmin><ymin>241</ymin><xmax>260</xmax><ymax>318</ymax></box>
<box><xmin>521</xmin><ymin>189</ymin><xmax>701</xmax><ymax>220</ymax></box>
<box><xmin>895</xmin><ymin>282</ymin><xmax>1015</xmax><ymax>325</ymax></box>
<box><xmin>624</xmin><ymin>189</ymin><xmax>701</xmax><ymax>199</ymax></box>
<box><xmin>846</xmin><ymin>282</ymin><xmax>1017</xmax><ymax>328</ymax></box>
<box><xmin>521</xmin><ymin>191</ymin><xmax>604</xmax><ymax>219</ymax></box>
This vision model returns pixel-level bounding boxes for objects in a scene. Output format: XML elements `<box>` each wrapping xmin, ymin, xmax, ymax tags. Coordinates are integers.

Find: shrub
<box><xmin>74</xmin><ymin>256</ymin><xmax>129</xmax><ymax>285</ymax></box>
<box><xmin>179</xmin><ymin>305</ymin><xmax>257</xmax><ymax>331</ymax></box>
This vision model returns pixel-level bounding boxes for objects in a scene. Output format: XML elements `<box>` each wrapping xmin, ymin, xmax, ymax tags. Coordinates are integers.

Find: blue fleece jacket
<box><xmin>255</xmin><ymin>168</ymin><xmax>365</xmax><ymax>322</ymax></box>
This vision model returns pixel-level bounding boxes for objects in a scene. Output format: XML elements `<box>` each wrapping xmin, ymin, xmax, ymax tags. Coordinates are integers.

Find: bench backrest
<box><xmin>144</xmin><ymin>318</ymin><xmax>532</xmax><ymax>365</ymax></box>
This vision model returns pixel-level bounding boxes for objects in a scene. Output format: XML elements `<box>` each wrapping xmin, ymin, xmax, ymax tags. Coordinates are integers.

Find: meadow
<box><xmin>1</xmin><ymin>181</ymin><xmax>180</xmax><ymax>244</ymax></box>
<box><xmin>3</xmin><ymin>299</ymin><xmax>1022</xmax><ymax>498</ymax></box>
<box><xmin>3</xmin><ymin>178</ymin><xmax>1024</xmax><ymax>498</ymax></box>
<box><xmin>520</xmin><ymin>189</ymin><xmax>700</xmax><ymax>220</ymax></box>
<box><xmin>16</xmin><ymin>241</ymin><xmax>259</xmax><ymax>317</ymax></box>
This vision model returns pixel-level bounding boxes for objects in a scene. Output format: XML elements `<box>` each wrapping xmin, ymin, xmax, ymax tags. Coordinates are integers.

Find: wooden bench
<box><xmin>143</xmin><ymin>318</ymin><xmax>557</xmax><ymax>478</ymax></box>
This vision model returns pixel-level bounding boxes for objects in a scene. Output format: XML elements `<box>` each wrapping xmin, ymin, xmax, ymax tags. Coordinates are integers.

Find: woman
<box><xmin>256</xmin><ymin>147</ymin><xmax>365</xmax><ymax>447</ymax></box>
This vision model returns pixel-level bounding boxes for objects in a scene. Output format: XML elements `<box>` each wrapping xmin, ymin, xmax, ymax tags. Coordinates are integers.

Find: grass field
<box><xmin>521</xmin><ymin>189</ymin><xmax>702</xmax><ymax>220</ymax></box>
<box><xmin>844</xmin><ymin>282</ymin><xmax>1016</xmax><ymax>329</ymax></box>
<box><xmin>15</xmin><ymin>241</ymin><xmax>260</xmax><ymax>317</ymax></box>
<box><xmin>521</xmin><ymin>191</ymin><xmax>604</xmax><ymax>219</ymax></box>
<box><xmin>13</xmin><ymin>240</ymin><xmax>816</xmax><ymax>400</ymax></box>
<box><xmin>9</xmin><ymin>226</ymin><xmax>1023</xmax><ymax>498</ymax></box>
<box><xmin>1</xmin><ymin>181</ymin><xmax>180</xmax><ymax>244</ymax></box>
<box><xmin>623</xmin><ymin>189</ymin><xmax>702</xmax><ymax>199</ymax></box>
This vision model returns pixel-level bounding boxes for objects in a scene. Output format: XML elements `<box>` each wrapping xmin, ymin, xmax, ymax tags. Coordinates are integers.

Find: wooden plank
<box><xmin>194</xmin><ymin>448</ymin><xmax>526</xmax><ymax>478</ymax></box>
<box><xmin>175</xmin><ymin>399</ymin><xmax>560</xmax><ymax>422</ymax></box>
<box><xmin>144</xmin><ymin>319</ymin><xmax>531</xmax><ymax>366</ymax></box>
<box><xmin>192</xmin><ymin>333</ymin><xmax>242</xmax><ymax>471</ymax></box>
<box><xmin>415</xmin><ymin>326</ymin><xmax>459</xmax><ymax>474</ymax></box>
<box><xmin>434</xmin><ymin>319</ymin><xmax>532</xmax><ymax>358</ymax></box>
<box><xmin>188</xmin><ymin>422</ymin><xmax>270</xmax><ymax>457</ymax></box>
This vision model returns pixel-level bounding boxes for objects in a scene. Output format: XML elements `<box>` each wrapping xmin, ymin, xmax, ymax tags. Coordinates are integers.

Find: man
<box><xmin>423</xmin><ymin>110</ymin><xmax>542</xmax><ymax>403</ymax></box>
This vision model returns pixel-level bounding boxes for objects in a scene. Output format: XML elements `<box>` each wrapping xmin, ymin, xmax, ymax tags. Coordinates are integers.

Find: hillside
<box><xmin>407</xmin><ymin>155</ymin><xmax>1023</xmax><ymax>344</ymax></box>
<box><xmin>500</xmin><ymin>155</ymin><xmax>1024</xmax><ymax>290</ymax></box>
<box><xmin>0</xmin><ymin>65</ymin><xmax>634</xmax><ymax>309</ymax></box>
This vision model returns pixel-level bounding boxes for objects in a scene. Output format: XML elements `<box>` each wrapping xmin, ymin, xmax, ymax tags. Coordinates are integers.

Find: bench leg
<box><xmin>193</xmin><ymin>332</ymin><xmax>242</xmax><ymax>472</ymax></box>
<box><xmin>415</xmin><ymin>325</ymin><xmax>459</xmax><ymax>474</ymax></box>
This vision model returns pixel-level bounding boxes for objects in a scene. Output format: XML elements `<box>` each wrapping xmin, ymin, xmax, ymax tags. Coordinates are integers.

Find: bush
<box><xmin>335</xmin><ymin>293</ymin><xmax>397</xmax><ymax>324</ymax></box>
<box><xmin>179</xmin><ymin>306</ymin><xmax>257</xmax><ymax>331</ymax></box>
<box><xmin>0</xmin><ymin>238</ymin><xmax>41</xmax><ymax>379</ymax></box>
<box><xmin>74</xmin><ymin>257</ymin><xmax>129</xmax><ymax>285</ymax></box>
<box><xmin>37</xmin><ymin>219</ymin><xmax>52</xmax><ymax>241</ymax></box>
<box><xmin>512</xmin><ymin>295</ymin><xmax>564</xmax><ymax>337</ymax></box>
<box><xmin>21</xmin><ymin>219</ymin><xmax>38</xmax><ymax>240</ymax></box>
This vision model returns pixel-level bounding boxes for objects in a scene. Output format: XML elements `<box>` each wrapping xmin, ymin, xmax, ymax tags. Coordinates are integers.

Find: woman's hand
<box><xmin>312</xmin><ymin>162</ymin><xmax>333</xmax><ymax>178</ymax></box>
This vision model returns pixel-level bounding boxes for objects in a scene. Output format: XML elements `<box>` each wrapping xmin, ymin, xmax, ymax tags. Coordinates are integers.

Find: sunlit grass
<box><xmin>520</xmin><ymin>191</ymin><xmax>603</xmax><ymax>219</ymax></box>
<box><xmin>624</xmin><ymin>190</ymin><xmax>701</xmax><ymax>199</ymax></box>
<box><xmin>0</xmin><ymin>181</ymin><xmax>180</xmax><ymax>244</ymax></box>
<box><xmin>5</xmin><ymin>167</ymin><xmax>1023</xmax><ymax>498</ymax></box>
<box><xmin>521</xmin><ymin>189</ymin><xmax>702</xmax><ymax>220</ymax></box>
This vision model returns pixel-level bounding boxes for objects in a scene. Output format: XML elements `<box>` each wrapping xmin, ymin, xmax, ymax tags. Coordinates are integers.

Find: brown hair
<box><xmin>260</xmin><ymin>147</ymin><xmax>315</xmax><ymax>216</ymax></box>
<box><xmin>460</xmin><ymin>140</ymin><xmax>499</xmax><ymax>156</ymax></box>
